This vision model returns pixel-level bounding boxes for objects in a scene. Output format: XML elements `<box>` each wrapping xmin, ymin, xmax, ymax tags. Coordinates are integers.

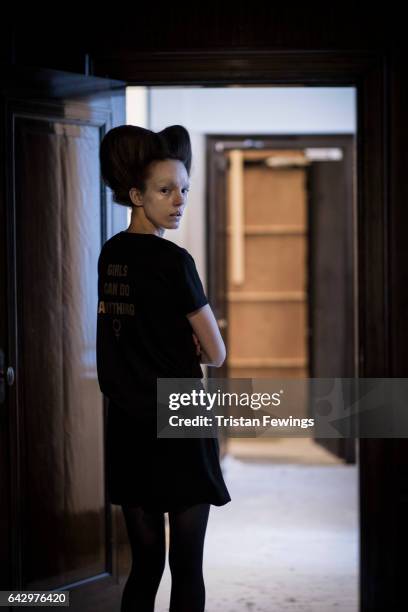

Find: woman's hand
<box><xmin>192</xmin><ymin>332</ymin><xmax>202</xmax><ymax>356</ymax></box>
<box><xmin>187</xmin><ymin>304</ymin><xmax>226</xmax><ymax>367</ymax></box>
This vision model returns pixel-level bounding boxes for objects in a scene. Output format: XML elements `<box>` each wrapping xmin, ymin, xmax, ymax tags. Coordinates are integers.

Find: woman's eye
<box><xmin>160</xmin><ymin>187</ymin><xmax>189</xmax><ymax>194</ymax></box>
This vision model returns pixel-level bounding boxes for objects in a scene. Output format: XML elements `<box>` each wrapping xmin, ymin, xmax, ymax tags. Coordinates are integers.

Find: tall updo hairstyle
<box><xmin>99</xmin><ymin>124</ymin><xmax>192</xmax><ymax>207</ymax></box>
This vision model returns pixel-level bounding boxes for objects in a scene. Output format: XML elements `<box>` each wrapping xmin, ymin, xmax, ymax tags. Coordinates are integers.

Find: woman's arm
<box><xmin>187</xmin><ymin>304</ymin><xmax>226</xmax><ymax>367</ymax></box>
<box><xmin>192</xmin><ymin>335</ymin><xmax>213</xmax><ymax>366</ymax></box>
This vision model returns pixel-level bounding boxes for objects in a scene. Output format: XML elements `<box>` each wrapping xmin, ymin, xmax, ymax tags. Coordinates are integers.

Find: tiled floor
<box><xmin>154</xmin><ymin>437</ymin><xmax>359</xmax><ymax>612</ymax></box>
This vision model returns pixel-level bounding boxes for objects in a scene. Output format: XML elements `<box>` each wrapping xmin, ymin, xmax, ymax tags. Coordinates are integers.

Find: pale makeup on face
<box><xmin>127</xmin><ymin>159</ymin><xmax>191</xmax><ymax>237</ymax></box>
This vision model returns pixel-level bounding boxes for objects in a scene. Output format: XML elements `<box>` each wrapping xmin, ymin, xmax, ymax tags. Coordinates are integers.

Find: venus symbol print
<box><xmin>112</xmin><ymin>318</ymin><xmax>122</xmax><ymax>338</ymax></box>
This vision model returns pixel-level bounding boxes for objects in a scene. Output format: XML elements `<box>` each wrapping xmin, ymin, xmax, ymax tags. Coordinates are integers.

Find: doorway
<box><xmin>135</xmin><ymin>84</ymin><xmax>359</xmax><ymax>610</ymax></box>
<box><xmin>206</xmin><ymin>132</ymin><xmax>356</xmax><ymax>463</ymax></box>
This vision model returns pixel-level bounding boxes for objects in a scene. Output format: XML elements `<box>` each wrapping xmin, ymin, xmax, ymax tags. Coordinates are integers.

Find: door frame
<box><xmin>112</xmin><ymin>49</ymin><xmax>389</xmax><ymax>611</ymax></box>
<box><xmin>2</xmin><ymin>49</ymin><xmax>393</xmax><ymax>610</ymax></box>
<box><xmin>205</xmin><ymin>132</ymin><xmax>356</xmax><ymax>464</ymax></box>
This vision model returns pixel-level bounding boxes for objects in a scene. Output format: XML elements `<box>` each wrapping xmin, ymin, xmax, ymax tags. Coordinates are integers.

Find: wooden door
<box><xmin>0</xmin><ymin>65</ymin><xmax>129</xmax><ymax>610</ymax></box>
<box><xmin>308</xmin><ymin>148</ymin><xmax>356</xmax><ymax>462</ymax></box>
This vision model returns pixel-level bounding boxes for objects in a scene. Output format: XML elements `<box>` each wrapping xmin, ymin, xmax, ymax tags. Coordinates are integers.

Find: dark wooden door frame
<box><xmin>205</xmin><ymin>132</ymin><xmax>356</xmax><ymax>466</ymax></box>
<box><xmin>110</xmin><ymin>50</ymin><xmax>389</xmax><ymax>612</ymax></box>
<box><xmin>1</xmin><ymin>49</ymin><xmax>393</xmax><ymax>610</ymax></box>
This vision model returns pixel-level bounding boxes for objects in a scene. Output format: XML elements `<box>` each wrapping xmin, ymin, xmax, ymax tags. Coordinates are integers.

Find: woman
<box><xmin>97</xmin><ymin>124</ymin><xmax>231</xmax><ymax>612</ymax></box>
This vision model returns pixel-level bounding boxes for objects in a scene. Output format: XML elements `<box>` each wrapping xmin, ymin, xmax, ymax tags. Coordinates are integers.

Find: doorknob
<box><xmin>0</xmin><ymin>348</ymin><xmax>15</xmax><ymax>404</ymax></box>
<box><xmin>217</xmin><ymin>318</ymin><xmax>228</xmax><ymax>329</ymax></box>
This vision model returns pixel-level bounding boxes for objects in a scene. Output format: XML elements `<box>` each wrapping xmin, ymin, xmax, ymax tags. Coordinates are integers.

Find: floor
<box><xmin>152</xmin><ymin>437</ymin><xmax>359</xmax><ymax>612</ymax></box>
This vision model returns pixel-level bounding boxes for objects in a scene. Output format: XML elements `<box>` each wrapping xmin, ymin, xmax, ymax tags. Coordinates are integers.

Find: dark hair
<box><xmin>99</xmin><ymin>124</ymin><xmax>192</xmax><ymax>207</ymax></box>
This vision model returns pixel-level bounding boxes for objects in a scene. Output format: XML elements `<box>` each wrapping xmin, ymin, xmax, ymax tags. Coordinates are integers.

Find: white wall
<box><xmin>126</xmin><ymin>86</ymin><xmax>356</xmax><ymax>289</ymax></box>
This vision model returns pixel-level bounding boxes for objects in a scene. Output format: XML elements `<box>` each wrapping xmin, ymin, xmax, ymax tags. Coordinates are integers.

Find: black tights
<box><xmin>120</xmin><ymin>503</ymin><xmax>211</xmax><ymax>612</ymax></box>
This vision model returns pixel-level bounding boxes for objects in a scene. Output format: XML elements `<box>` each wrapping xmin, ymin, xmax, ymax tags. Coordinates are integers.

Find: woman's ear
<box><xmin>129</xmin><ymin>187</ymin><xmax>143</xmax><ymax>207</ymax></box>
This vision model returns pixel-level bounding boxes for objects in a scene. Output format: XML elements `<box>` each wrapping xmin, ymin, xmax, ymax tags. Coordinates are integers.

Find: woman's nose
<box><xmin>174</xmin><ymin>192</ymin><xmax>185</xmax><ymax>205</ymax></box>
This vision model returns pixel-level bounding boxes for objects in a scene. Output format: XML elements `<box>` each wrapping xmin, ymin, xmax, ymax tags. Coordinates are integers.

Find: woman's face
<box><xmin>130</xmin><ymin>159</ymin><xmax>190</xmax><ymax>231</ymax></box>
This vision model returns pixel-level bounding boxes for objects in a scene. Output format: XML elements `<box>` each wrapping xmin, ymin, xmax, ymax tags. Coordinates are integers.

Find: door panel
<box><xmin>1</xmin><ymin>67</ymin><xmax>128</xmax><ymax>609</ymax></box>
<box><xmin>308</xmin><ymin>156</ymin><xmax>356</xmax><ymax>462</ymax></box>
<box><xmin>15</xmin><ymin>117</ymin><xmax>106</xmax><ymax>588</ymax></box>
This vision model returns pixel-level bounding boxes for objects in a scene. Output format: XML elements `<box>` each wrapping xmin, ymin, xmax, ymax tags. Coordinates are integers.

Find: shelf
<box><xmin>228</xmin><ymin>357</ymin><xmax>307</xmax><ymax>368</ymax></box>
<box><xmin>226</xmin><ymin>225</ymin><xmax>306</xmax><ymax>235</ymax></box>
<box><xmin>228</xmin><ymin>291</ymin><xmax>306</xmax><ymax>302</ymax></box>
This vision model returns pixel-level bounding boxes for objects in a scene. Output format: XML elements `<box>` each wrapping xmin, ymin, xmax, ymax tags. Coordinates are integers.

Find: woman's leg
<box><xmin>168</xmin><ymin>503</ymin><xmax>211</xmax><ymax>612</ymax></box>
<box><xmin>120</xmin><ymin>505</ymin><xmax>166</xmax><ymax>612</ymax></box>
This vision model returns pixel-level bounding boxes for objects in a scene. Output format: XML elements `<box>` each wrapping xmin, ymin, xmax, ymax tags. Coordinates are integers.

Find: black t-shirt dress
<box><xmin>96</xmin><ymin>230</ymin><xmax>231</xmax><ymax>512</ymax></box>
